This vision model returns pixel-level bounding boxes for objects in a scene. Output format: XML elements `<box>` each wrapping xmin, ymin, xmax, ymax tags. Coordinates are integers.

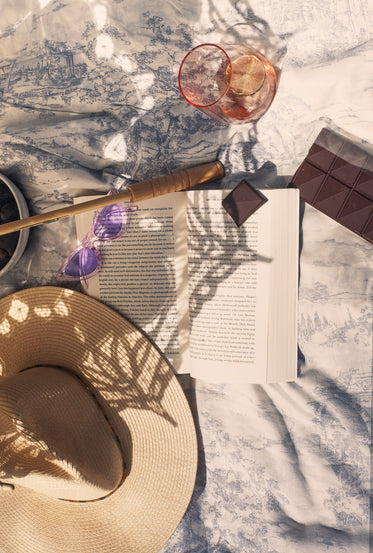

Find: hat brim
<box><xmin>0</xmin><ymin>286</ymin><xmax>197</xmax><ymax>553</ymax></box>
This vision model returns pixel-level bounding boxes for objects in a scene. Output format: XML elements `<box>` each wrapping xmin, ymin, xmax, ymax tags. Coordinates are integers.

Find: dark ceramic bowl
<box><xmin>0</xmin><ymin>174</ymin><xmax>29</xmax><ymax>278</ymax></box>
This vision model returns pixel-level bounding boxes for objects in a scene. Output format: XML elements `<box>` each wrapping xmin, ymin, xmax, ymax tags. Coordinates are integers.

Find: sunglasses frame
<box><xmin>57</xmin><ymin>195</ymin><xmax>138</xmax><ymax>283</ymax></box>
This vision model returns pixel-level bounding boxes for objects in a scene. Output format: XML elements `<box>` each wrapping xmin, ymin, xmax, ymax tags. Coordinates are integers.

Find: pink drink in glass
<box><xmin>178</xmin><ymin>43</ymin><xmax>277</xmax><ymax>125</ymax></box>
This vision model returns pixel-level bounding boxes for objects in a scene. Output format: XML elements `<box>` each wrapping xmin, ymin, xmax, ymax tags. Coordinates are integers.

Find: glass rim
<box><xmin>178</xmin><ymin>43</ymin><xmax>232</xmax><ymax>108</ymax></box>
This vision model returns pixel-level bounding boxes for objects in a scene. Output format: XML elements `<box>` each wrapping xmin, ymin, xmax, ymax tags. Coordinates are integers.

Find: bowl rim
<box><xmin>0</xmin><ymin>173</ymin><xmax>29</xmax><ymax>278</ymax></box>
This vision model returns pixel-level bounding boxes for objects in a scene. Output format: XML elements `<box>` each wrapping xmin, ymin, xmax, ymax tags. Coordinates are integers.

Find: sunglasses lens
<box><xmin>94</xmin><ymin>204</ymin><xmax>125</xmax><ymax>240</ymax></box>
<box><xmin>64</xmin><ymin>248</ymin><xmax>98</xmax><ymax>278</ymax></box>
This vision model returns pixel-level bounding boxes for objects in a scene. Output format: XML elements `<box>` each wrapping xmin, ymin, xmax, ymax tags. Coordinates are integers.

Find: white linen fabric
<box><xmin>0</xmin><ymin>1</ymin><xmax>372</xmax><ymax>552</ymax></box>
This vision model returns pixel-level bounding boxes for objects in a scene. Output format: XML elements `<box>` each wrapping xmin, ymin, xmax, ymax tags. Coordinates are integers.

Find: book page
<box><xmin>267</xmin><ymin>188</ymin><xmax>299</xmax><ymax>383</ymax></box>
<box><xmin>186</xmin><ymin>190</ymin><xmax>272</xmax><ymax>383</ymax></box>
<box><xmin>75</xmin><ymin>187</ymin><xmax>299</xmax><ymax>383</ymax></box>
<box><xmin>75</xmin><ymin>193</ymin><xmax>191</xmax><ymax>373</ymax></box>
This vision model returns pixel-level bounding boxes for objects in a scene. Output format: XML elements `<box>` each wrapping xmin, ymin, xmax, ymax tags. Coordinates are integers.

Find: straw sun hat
<box><xmin>0</xmin><ymin>286</ymin><xmax>197</xmax><ymax>553</ymax></box>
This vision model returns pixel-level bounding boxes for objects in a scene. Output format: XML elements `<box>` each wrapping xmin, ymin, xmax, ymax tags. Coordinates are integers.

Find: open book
<box><xmin>75</xmin><ymin>188</ymin><xmax>299</xmax><ymax>383</ymax></box>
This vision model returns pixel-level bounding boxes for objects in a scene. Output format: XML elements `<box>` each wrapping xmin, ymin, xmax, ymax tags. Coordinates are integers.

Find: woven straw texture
<box><xmin>0</xmin><ymin>286</ymin><xmax>197</xmax><ymax>553</ymax></box>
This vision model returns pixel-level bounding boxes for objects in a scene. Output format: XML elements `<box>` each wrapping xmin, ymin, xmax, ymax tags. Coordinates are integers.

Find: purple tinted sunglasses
<box><xmin>58</xmin><ymin>200</ymin><xmax>137</xmax><ymax>282</ymax></box>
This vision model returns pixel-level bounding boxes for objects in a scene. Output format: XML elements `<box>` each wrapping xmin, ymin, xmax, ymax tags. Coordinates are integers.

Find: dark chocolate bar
<box><xmin>222</xmin><ymin>179</ymin><xmax>268</xmax><ymax>227</ymax></box>
<box><xmin>290</xmin><ymin>128</ymin><xmax>373</xmax><ymax>244</ymax></box>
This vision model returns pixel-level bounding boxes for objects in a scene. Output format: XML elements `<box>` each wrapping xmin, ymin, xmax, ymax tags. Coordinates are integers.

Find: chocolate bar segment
<box><xmin>355</xmin><ymin>169</ymin><xmax>373</xmax><ymax>200</ymax></box>
<box><xmin>313</xmin><ymin>176</ymin><xmax>350</xmax><ymax>219</ymax></box>
<box><xmin>330</xmin><ymin>155</ymin><xmax>362</xmax><ymax>186</ymax></box>
<box><xmin>362</xmin><ymin>214</ymin><xmax>373</xmax><ymax>242</ymax></box>
<box><xmin>307</xmin><ymin>142</ymin><xmax>336</xmax><ymax>172</ymax></box>
<box><xmin>292</xmin><ymin>162</ymin><xmax>325</xmax><ymax>203</ymax></box>
<box><xmin>338</xmin><ymin>191</ymin><xmax>373</xmax><ymax>234</ymax></box>
<box><xmin>222</xmin><ymin>179</ymin><xmax>268</xmax><ymax>227</ymax></box>
<box><xmin>291</xmin><ymin>129</ymin><xmax>373</xmax><ymax>244</ymax></box>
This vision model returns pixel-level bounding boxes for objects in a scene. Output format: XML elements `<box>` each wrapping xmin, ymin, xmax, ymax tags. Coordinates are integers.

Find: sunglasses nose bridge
<box><xmin>58</xmin><ymin>201</ymin><xmax>134</xmax><ymax>282</ymax></box>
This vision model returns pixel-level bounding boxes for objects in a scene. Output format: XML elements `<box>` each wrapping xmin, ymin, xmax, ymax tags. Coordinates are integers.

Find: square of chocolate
<box><xmin>355</xmin><ymin>169</ymin><xmax>373</xmax><ymax>200</ymax></box>
<box><xmin>291</xmin><ymin>161</ymin><xmax>326</xmax><ymax>204</ymax></box>
<box><xmin>307</xmin><ymin>142</ymin><xmax>336</xmax><ymax>172</ymax></box>
<box><xmin>222</xmin><ymin>179</ymin><xmax>268</xmax><ymax>227</ymax></box>
<box><xmin>337</xmin><ymin>191</ymin><xmax>373</xmax><ymax>234</ymax></box>
<box><xmin>313</xmin><ymin>176</ymin><xmax>351</xmax><ymax>219</ymax></box>
<box><xmin>329</xmin><ymin>155</ymin><xmax>362</xmax><ymax>186</ymax></box>
<box><xmin>362</xmin><ymin>213</ymin><xmax>373</xmax><ymax>243</ymax></box>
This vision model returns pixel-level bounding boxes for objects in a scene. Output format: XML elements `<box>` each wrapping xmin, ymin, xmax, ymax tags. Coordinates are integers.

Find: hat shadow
<box><xmin>0</xmin><ymin>426</ymin><xmax>73</xmax><ymax>484</ymax></box>
<box><xmin>0</xmin><ymin>287</ymin><xmax>184</xmax><ymax>485</ymax></box>
<box><xmin>78</xmin><ymin>315</ymin><xmax>180</xmax><ymax>478</ymax></box>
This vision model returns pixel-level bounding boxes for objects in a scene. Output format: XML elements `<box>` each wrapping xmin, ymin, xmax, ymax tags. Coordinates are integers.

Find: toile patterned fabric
<box><xmin>0</xmin><ymin>1</ymin><xmax>372</xmax><ymax>552</ymax></box>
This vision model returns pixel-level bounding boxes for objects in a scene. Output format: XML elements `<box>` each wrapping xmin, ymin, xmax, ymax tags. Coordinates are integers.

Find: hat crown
<box><xmin>0</xmin><ymin>366</ymin><xmax>124</xmax><ymax>501</ymax></box>
<box><xmin>0</xmin><ymin>286</ymin><xmax>197</xmax><ymax>553</ymax></box>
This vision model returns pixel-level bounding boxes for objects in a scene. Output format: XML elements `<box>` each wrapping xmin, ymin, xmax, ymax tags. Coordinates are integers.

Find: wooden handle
<box><xmin>0</xmin><ymin>161</ymin><xmax>225</xmax><ymax>236</ymax></box>
<box><xmin>126</xmin><ymin>160</ymin><xmax>224</xmax><ymax>202</ymax></box>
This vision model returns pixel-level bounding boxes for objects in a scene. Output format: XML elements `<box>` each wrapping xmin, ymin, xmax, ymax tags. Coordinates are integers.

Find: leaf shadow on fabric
<box><xmin>0</xmin><ymin>287</ymin><xmax>189</xmax><ymax>486</ymax></box>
